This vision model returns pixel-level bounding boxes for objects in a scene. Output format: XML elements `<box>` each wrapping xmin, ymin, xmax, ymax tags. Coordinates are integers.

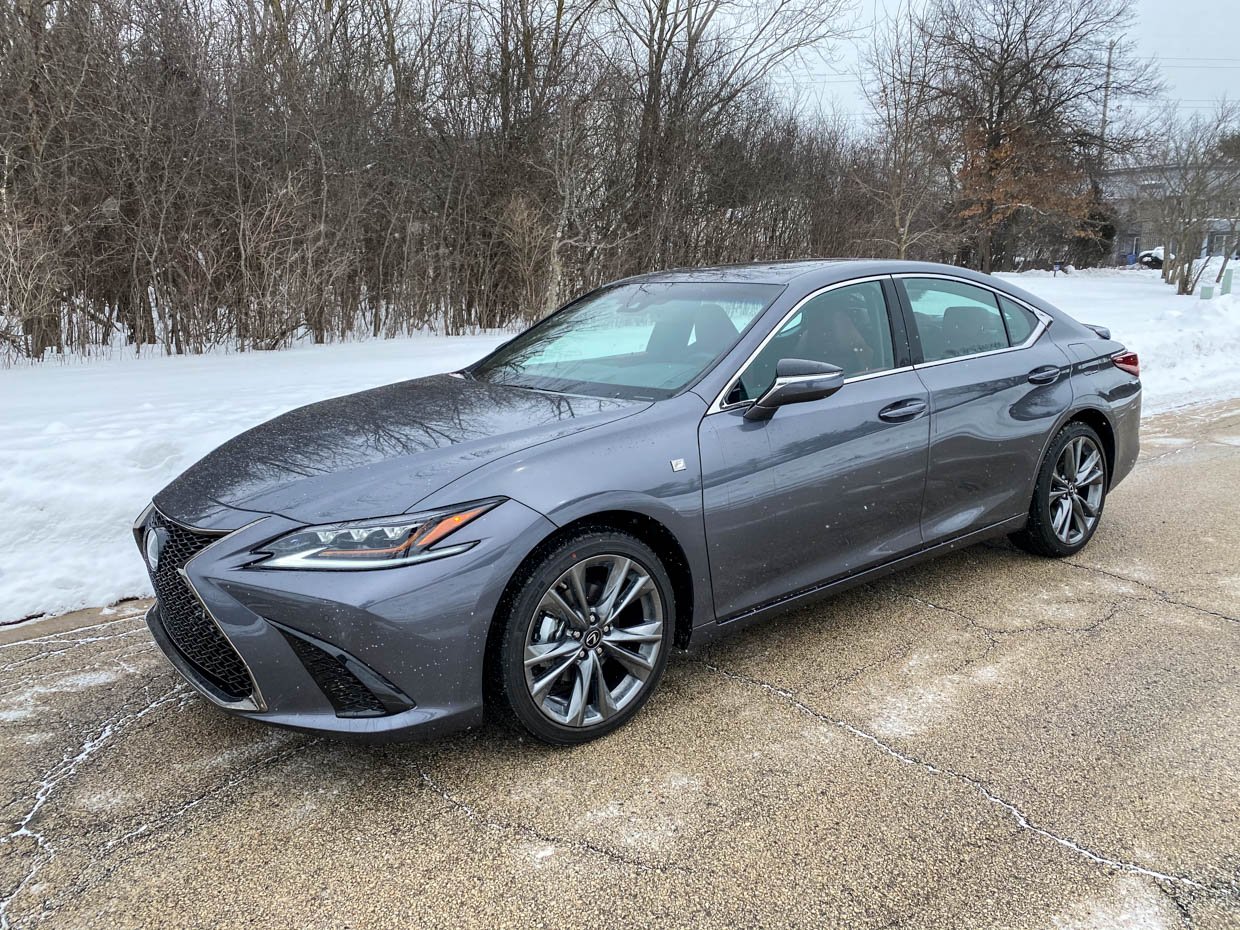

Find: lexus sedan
<box><xmin>134</xmin><ymin>260</ymin><xmax>1141</xmax><ymax>744</ymax></box>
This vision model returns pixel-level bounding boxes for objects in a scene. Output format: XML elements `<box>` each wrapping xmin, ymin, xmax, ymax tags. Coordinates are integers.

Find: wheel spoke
<box><xmin>604</xmin><ymin>620</ymin><xmax>663</xmax><ymax>646</ymax></box>
<box><xmin>1078</xmin><ymin>494</ymin><xmax>1099</xmax><ymax>518</ymax></box>
<box><xmin>1070</xmin><ymin>495</ymin><xmax>1086</xmax><ymax>537</ymax></box>
<box><xmin>608</xmin><ymin>572</ymin><xmax>652</xmax><ymax>622</ymax></box>
<box><xmin>1052</xmin><ymin>498</ymin><xmax>1072</xmax><ymax>538</ymax></box>
<box><xmin>595</xmin><ymin>557</ymin><xmax>632</xmax><ymax>619</ymax></box>
<box><xmin>530</xmin><ymin>651</ymin><xmax>579</xmax><ymax>698</ymax></box>
<box><xmin>1076</xmin><ymin>450</ymin><xmax>1101</xmax><ymax>483</ymax></box>
<box><xmin>540</xmin><ymin>587</ymin><xmax>586</xmax><ymax>630</ymax></box>
<box><xmin>603</xmin><ymin>640</ymin><xmax>654</xmax><ymax>679</ymax></box>
<box><xmin>1079</xmin><ymin>466</ymin><xmax>1104</xmax><ymax>488</ymax></box>
<box><xmin>565</xmin><ymin>653</ymin><xmax>596</xmax><ymax>726</ymax></box>
<box><xmin>596</xmin><ymin>669</ymin><xmax>620</xmax><ymax>720</ymax></box>
<box><xmin>568</xmin><ymin>563</ymin><xmax>592</xmax><ymax>618</ymax></box>
<box><xmin>524</xmin><ymin>638</ymin><xmax>580</xmax><ymax>669</ymax></box>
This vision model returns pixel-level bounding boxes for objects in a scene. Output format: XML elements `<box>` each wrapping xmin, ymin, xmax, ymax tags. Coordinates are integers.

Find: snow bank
<box><xmin>1</xmin><ymin>267</ymin><xmax>1237</xmax><ymax>621</ymax></box>
<box><xmin>0</xmin><ymin>335</ymin><xmax>505</xmax><ymax>622</ymax></box>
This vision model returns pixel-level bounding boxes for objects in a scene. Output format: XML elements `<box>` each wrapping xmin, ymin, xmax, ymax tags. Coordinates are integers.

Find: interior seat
<box><xmin>645</xmin><ymin>303</ymin><xmax>739</xmax><ymax>360</ymax></box>
<box><xmin>941</xmin><ymin>305</ymin><xmax>1005</xmax><ymax>357</ymax></box>
<box><xmin>795</xmin><ymin>301</ymin><xmax>876</xmax><ymax>377</ymax></box>
<box><xmin>689</xmin><ymin>304</ymin><xmax>740</xmax><ymax>355</ymax></box>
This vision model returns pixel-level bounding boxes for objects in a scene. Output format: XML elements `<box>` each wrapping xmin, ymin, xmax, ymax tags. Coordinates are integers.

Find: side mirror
<box><xmin>743</xmin><ymin>358</ymin><xmax>845</xmax><ymax>421</ymax></box>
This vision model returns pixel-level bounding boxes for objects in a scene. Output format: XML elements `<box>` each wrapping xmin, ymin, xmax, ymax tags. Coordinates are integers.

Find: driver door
<box><xmin>698</xmin><ymin>278</ymin><xmax>931</xmax><ymax>619</ymax></box>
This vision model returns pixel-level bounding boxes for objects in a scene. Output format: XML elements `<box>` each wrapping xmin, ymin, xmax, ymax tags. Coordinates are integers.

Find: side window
<box><xmin>903</xmin><ymin>278</ymin><xmax>1008</xmax><ymax>362</ymax></box>
<box><xmin>999</xmin><ymin>295</ymin><xmax>1040</xmax><ymax>345</ymax></box>
<box><xmin>728</xmin><ymin>281</ymin><xmax>895</xmax><ymax>404</ymax></box>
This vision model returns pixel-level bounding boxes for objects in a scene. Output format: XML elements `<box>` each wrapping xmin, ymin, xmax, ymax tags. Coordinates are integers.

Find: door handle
<box><xmin>878</xmin><ymin>399</ymin><xmax>928</xmax><ymax>422</ymax></box>
<box><xmin>1027</xmin><ymin>365</ymin><xmax>1061</xmax><ymax>385</ymax></box>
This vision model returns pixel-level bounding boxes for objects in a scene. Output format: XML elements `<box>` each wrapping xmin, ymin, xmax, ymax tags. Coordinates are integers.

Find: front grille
<box><xmin>147</xmin><ymin>511</ymin><xmax>253</xmax><ymax>701</ymax></box>
<box><xmin>279</xmin><ymin>632</ymin><xmax>387</xmax><ymax>717</ymax></box>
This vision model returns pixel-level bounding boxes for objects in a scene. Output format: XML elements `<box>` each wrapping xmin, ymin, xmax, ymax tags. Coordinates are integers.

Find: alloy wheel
<box><xmin>1049</xmin><ymin>435</ymin><xmax>1105</xmax><ymax>546</ymax></box>
<box><xmin>522</xmin><ymin>554</ymin><xmax>665</xmax><ymax>728</ymax></box>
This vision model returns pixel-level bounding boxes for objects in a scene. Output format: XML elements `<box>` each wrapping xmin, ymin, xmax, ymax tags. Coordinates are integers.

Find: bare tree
<box><xmin>889</xmin><ymin>0</ymin><xmax>1156</xmax><ymax>272</ymax></box>
<box><xmin>858</xmin><ymin>7</ymin><xmax>950</xmax><ymax>259</ymax></box>
<box><xmin>0</xmin><ymin>0</ymin><xmax>1159</xmax><ymax>361</ymax></box>
<box><xmin>1142</xmin><ymin>105</ymin><xmax>1240</xmax><ymax>295</ymax></box>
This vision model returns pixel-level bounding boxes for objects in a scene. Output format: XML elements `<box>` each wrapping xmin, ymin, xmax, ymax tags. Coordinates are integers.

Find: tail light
<box><xmin>1112</xmin><ymin>351</ymin><xmax>1139</xmax><ymax>377</ymax></box>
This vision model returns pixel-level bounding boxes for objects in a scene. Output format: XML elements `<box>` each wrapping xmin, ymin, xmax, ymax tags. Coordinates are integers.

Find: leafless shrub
<box><xmin>0</xmin><ymin>0</ymin><xmax>1159</xmax><ymax>360</ymax></box>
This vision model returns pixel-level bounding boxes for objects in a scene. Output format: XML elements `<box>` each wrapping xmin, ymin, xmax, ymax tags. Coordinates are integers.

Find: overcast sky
<box><xmin>783</xmin><ymin>0</ymin><xmax>1240</xmax><ymax>125</ymax></box>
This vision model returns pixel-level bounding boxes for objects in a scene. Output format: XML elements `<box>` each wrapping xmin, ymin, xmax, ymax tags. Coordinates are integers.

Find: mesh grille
<box><xmin>280</xmin><ymin>632</ymin><xmax>387</xmax><ymax>717</ymax></box>
<box><xmin>147</xmin><ymin>511</ymin><xmax>253</xmax><ymax>701</ymax></box>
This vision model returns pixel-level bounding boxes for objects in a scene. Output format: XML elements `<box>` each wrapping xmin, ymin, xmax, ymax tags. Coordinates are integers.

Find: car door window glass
<box><xmin>904</xmin><ymin>279</ymin><xmax>1008</xmax><ymax>362</ymax></box>
<box><xmin>729</xmin><ymin>280</ymin><xmax>895</xmax><ymax>404</ymax></box>
<box><xmin>998</xmin><ymin>295</ymin><xmax>1040</xmax><ymax>345</ymax></box>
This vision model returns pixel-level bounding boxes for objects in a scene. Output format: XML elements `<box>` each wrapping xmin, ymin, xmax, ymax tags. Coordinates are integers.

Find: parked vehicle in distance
<box><xmin>134</xmin><ymin>260</ymin><xmax>1141</xmax><ymax>744</ymax></box>
<box><xmin>1138</xmin><ymin>246</ymin><xmax>1172</xmax><ymax>269</ymax></box>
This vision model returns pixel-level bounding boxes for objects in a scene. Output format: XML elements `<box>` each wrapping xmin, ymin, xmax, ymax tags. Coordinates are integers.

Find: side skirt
<box><xmin>687</xmin><ymin>515</ymin><xmax>1026</xmax><ymax>649</ymax></box>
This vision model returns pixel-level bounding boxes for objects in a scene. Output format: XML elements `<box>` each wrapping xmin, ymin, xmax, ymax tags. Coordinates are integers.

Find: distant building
<box><xmin>1103</xmin><ymin>165</ymin><xmax>1238</xmax><ymax>264</ymax></box>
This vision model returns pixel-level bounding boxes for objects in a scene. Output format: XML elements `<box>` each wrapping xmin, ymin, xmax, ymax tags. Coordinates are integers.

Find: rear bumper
<box><xmin>1109</xmin><ymin>385</ymin><xmax>1141</xmax><ymax>490</ymax></box>
<box><xmin>138</xmin><ymin>500</ymin><xmax>556</xmax><ymax>740</ymax></box>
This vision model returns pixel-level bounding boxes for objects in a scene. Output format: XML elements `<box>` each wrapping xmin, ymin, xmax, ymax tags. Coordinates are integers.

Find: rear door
<box><xmin>698</xmin><ymin>277</ymin><xmax>931</xmax><ymax>619</ymax></box>
<box><xmin>894</xmin><ymin>275</ymin><xmax>1074</xmax><ymax>543</ymax></box>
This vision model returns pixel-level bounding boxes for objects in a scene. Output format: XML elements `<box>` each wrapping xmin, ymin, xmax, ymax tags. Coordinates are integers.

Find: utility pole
<box><xmin>1099</xmin><ymin>40</ymin><xmax>1116</xmax><ymax>159</ymax></box>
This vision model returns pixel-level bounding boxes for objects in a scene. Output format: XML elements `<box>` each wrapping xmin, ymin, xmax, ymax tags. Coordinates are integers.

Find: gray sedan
<box><xmin>134</xmin><ymin>260</ymin><xmax>1141</xmax><ymax>744</ymax></box>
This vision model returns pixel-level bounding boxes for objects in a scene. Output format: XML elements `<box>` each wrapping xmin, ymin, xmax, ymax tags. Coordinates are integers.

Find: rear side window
<box><xmin>902</xmin><ymin>278</ymin><xmax>1007</xmax><ymax>362</ymax></box>
<box><xmin>999</xmin><ymin>295</ymin><xmax>1040</xmax><ymax>345</ymax></box>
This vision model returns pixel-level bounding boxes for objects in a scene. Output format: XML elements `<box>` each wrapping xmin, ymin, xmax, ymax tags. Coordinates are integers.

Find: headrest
<box><xmin>943</xmin><ymin>305</ymin><xmax>995</xmax><ymax>332</ymax></box>
<box><xmin>692</xmin><ymin>304</ymin><xmax>739</xmax><ymax>349</ymax></box>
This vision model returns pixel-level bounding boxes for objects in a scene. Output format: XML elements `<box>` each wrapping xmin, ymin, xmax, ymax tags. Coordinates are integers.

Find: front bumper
<box><xmin>136</xmin><ymin>500</ymin><xmax>556</xmax><ymax>739</ymax></box>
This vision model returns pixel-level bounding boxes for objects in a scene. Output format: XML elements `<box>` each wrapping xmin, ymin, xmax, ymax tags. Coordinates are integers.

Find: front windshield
<box><xmin>471</xmin><ymin>281</ymin><xmax>783</xmax><ymax>400</ymax></box>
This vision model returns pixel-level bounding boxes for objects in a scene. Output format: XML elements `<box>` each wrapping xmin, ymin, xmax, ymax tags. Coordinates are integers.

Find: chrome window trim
<box><xmin>709</xmin><ymin>275</ymin><xmax>899</xmax><ymax>414</ymax></box>
<box><xmin>892</xmin><ymin>272</ymin><xmax>1054</xmax><ymax>369</ymax></box>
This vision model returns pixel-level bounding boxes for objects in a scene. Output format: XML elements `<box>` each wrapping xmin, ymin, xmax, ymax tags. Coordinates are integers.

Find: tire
<box><xmin>1010</xmin><ymin>422</ymin><xmax>1108</xmax><ymax>558</ymax></box>
<box><xmin>488</xmin><ymin>527</ymin><xmax>674</xmax><ymax>745</ymax></box>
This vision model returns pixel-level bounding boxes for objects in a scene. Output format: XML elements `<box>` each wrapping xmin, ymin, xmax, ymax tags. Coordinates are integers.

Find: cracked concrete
<box><xmin>0</xmin><ymin>400</ymin><xmax>1237</xmax><ymax>929</ymax></box>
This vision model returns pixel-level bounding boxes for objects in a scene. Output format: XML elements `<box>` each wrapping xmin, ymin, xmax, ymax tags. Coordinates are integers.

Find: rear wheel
<box><xmin>1010</xmin><ymin>422</ymin><xmax>1108</xmax><ymax>557</ymax></box>
<box><xmin>490</xmin><ymin>528</ymin><xmax>674</xmax><ymax>745</ymax></box>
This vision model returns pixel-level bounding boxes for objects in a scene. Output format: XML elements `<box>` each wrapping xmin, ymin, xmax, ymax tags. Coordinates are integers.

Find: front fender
<box><xmin>417</xmin><ymin>393</ymin><xmax>717</xmax><ymax>630</ymax></box>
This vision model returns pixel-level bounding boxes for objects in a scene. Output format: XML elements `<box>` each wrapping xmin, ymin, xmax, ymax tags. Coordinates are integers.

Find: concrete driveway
<box><xmin>2</xmin><ymin>402</ymin><xmax>1237</xmax><ymax>930</ymax></box>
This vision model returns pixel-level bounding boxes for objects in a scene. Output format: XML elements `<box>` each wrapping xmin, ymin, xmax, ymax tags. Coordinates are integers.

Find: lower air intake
<box><xmin>280</xmin><ymin>631</ymin><xmax>388</xmax><ymax>717</ymax></box>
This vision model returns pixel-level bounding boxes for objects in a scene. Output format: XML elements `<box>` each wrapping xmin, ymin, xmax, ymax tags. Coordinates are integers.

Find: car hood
<box><xmin>153</xmin><ymin>374</ymin><xmax>647</xmax><ymax>528</ymax></box>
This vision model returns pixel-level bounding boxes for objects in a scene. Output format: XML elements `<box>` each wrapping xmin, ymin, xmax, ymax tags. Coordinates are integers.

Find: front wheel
<box><xmin>1010</xmin><ymin>422</ymin><xmax>1108</xmax><ymax>557</ymax></box>
<box><xmin>489</xmin><ymin>528</ymin><xmax>674</xmax><ymax>745</ymax></box>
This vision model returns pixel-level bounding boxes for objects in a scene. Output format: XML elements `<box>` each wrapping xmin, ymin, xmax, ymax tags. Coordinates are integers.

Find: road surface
<box><xmin>2</xmin><ymin>401</ymin><xmax>1237</xmax><ymax>929</ymax></box>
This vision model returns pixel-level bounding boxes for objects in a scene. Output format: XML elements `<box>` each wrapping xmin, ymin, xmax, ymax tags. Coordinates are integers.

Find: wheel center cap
<box><xmin>583</xmin><ymin>629</ymin><xmax>603</xmax><ymax>649</ymax></box>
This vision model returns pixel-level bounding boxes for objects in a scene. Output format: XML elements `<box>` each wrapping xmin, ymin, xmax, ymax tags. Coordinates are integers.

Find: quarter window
<box><xmin>999</xmin><ymin>295</ymin><xmax>1040</xmax><ymax>345</ymax></box>
<box><xmin>903</xmin><ymin>278</ymin><xmax>1008</xmax><ymax>362</ymax></box>
<box><xmin>728</xmin><ymin>280</ymin><xmax>895</xmax><ymax>404</ymax></box>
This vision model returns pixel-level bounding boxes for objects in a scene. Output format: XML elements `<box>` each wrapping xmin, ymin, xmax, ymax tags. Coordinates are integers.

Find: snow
<box><xmin>0</xmin><ymin>335</ymin><xmax>506</xmax><ymax>623</ymax></box>
<box><xmin>1</xmin><ymin>266</ymin><xmax>1237</xmax><ymax>622</ymax></box>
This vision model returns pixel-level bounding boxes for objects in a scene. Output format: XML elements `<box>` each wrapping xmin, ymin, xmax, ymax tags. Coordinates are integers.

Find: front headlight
<box><xmin>253</xmin><ymin>498</ymin><xmax>503</xmax><ymax>570</ymax></box>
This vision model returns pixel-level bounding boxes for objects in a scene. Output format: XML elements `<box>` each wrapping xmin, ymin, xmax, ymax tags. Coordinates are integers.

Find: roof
<box><xmin>628</xmin><ymin>258</ymin><xmax>990</xmax><ymax>286</ymax></box>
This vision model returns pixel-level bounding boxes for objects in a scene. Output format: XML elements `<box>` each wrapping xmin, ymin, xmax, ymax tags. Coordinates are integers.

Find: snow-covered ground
<box><xmin>1</xmin><ymin>267</ymin><xmax>1237</xmax><ymax>622</ymax></box>
<box><xmin>0</xmin><ymin>334</ymin><xmax>507</xmax><ymax>623</ymax></box>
